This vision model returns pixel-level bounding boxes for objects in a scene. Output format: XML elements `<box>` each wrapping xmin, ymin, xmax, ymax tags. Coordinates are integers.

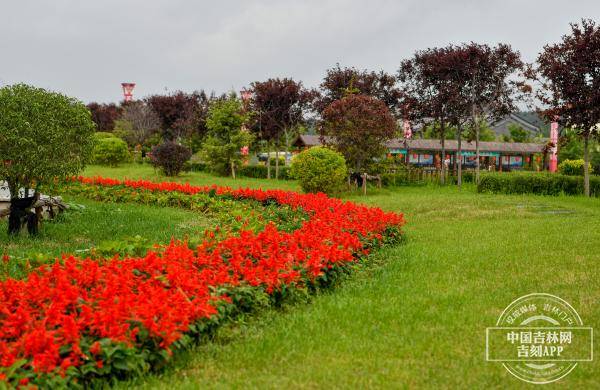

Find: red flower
<box><xmin>0</xmin><ymin>176</ymin><xmax>404</xmax><ymax>381</ymax></box>
<box><xmin>89</xmin><ymin>341</ymin><xmax>101</xmax><ymax>356</ymax></box>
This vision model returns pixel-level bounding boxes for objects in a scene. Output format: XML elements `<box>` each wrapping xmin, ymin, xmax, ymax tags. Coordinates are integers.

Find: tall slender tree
<box><xmin>398</xmin><ymin>47</ymin><xmax>462</xmax><ymax>184</ymax></box>
<box><xmin>247</xmin><ymin>78</ymin><xmax>317</xmax><ymax>179</ymax></box>
<box><xmin>535</xmin><ymin>19</ymin><xmax>600</xmax><ymax>197</ymax></box>
<box><xmin>452</xmin><ymin>43</ymin><xmax>525</xmax><ymax>184</ymax></box>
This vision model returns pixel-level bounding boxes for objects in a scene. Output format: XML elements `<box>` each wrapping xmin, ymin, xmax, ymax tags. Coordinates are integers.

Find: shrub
<box><xmin>477</xmin><ymin>172</ymin><xmax>600</xmax><ymax>197</ymax></box>
<box><xmin>558</xmin><ymin>159</ymin><xmax>591</xmax><ymax>176</ymax></box>
<box><xmin>290</xmin><ymin>147</ymin><xmax>347</xmax><ymax>194</ymax></box>
<box><xmin>380</xmin><ymin>169</ymin><xmax>475</xmax><ymax>187</ymax></box>
<box><xmin>269</xmin><ymin>156</ymin><xmax>286</xmax><ymax>166</ymax></box>
<box><xmin>150</xmin><ymin>142</ymin><xmax>192</xmax><ymax>176</ymax></box>
<box><xmin>93</xmin><ymin>137</ymin><xmax>130</xmax><ymax>167</ymax></box>
<box><xmin>93</xmin><ymin>131</ymin><xmax>116</xmax><ymax>140</ymax></box>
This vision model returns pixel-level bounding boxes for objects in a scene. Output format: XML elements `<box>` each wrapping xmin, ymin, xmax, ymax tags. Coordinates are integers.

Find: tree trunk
<box><xmin>457</xmin><ymin>125</ymin><xmax>462</xmax><ymax>188</ymax></box>
<box><xmin>440</xmin><ymin>122</ymin><xmax>446</xmax><ymax>185</ymax></box>
<box><xmin>583</xmin><ymin>134</ymin><xmax>590</xmax><ymax>197</ymax></box>
<box><xmin>275</xmin><ymin>150</ymin><xmax>280</xmax><ymax>180</ymax></box>
<box><xmin>267</xmin><ymin>144</ymin><xmax>271</xmax><ymax>179</ymax></box>
<box><xmin>231</xmin><ymin>160</ymin><xmax>236</xmax><ymax>180</ymax></box>
<box><xmin>475</xmin><ymin>126</ymin><xmax>480</xmax><ymax>185</ymax></box>
<box><xmin>472</xmin><ymin>105</ymin><xmax>480</xmax><ymax>185</ymax></box>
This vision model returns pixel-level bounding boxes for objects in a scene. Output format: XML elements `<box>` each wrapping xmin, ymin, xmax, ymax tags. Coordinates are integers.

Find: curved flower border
<box><xmin>0</xmin><ymin>176</ymin><xmax>404</xmax><ymax>386</ymax></box>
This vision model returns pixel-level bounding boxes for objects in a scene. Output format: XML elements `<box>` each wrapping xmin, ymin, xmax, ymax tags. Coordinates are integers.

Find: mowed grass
<box><xmin>116</xmin><ymin>184</ymin><xmax>598</xmax><ymax>389</ymax></box>
<box><xmin>0</xmin><ymin>195</ymin><xmax>215</xmax><ymax>278</ymax></box>
<box><xmin>83</xmin><ymin>164</ymin><xmax>300</xmax><ymax>191</ymax></box>
<box><xmin>26</xmin><ymin>165</ymin><xmax>600</xmax><ymax>387</ymax></box>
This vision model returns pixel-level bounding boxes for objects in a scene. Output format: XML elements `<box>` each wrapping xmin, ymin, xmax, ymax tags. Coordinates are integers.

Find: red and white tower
<box><xmin>121</xmin><ymin>83</ymin><xmax>136</xmax><ymax>102</ymax></box>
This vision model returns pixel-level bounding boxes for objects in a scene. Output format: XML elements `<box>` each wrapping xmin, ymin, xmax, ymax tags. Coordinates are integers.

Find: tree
<box><xmin>202</xmin><ymin>96</ymin><xmax>254</xmax><ymax>178</ymax></box>
<box><xmin>0</xmin><ymin>84</ymin><xmax>95</xmax><ymax>235</ymax></box>
<box><xmin>86</xmin><ymin>102</ymin><xmax>122</xmax><ymax>131</ymax></box>
<box><xmin>119</xmin><ymin>101</ymin><xmax>161</xmax><ymax>146</ymax></box>
<box><xmin>247</xmin><ymin>78</ymin><xmax>316</xmax><ymax>179</ymax></box>
<box><xmin>398</xmin><ymin>47</ymin><xmax>470</xmax><ymax>184</ymax></box>
<box><xmin>465</xmin><ymin>44</ymin><xmax>526</xmax><ymax>183</ymax></box>
<box><xmin>504</xmin><ymin>123</ymin><xmax>531</xmax><ymax>143</ymax></box>
<box><xmin>411</xmin><ymin>43</ymin><xmax>525</xmax><ymax>185</ymax></box>
<box><xmin>535</xmin><ymin>19</ymin><xmax>600</xmax><ymax>196</ymax></box>
<box><xmin>316</xmin><ymin>64</ymin><xmax>402</xmax><ymax>117</ymax></box>
<box><xmin>146</xmin><ymin>91</ymin><xmax>210</xmax><ymax>143</ymax></box>
<box><xmin>320</xmin><ymin>94</ymin><xmax>396</xmax><ymax>172</ymax></box>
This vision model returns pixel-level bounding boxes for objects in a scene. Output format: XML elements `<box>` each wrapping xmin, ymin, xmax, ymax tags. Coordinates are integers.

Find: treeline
<box><xmin>87</xmin><ymin>19</ymin><xmax>600</xmax><ymax>196</ymax></box>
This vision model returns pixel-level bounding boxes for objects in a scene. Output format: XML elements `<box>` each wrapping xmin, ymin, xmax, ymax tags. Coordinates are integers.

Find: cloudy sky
<box><xmin>2</xmin><ymin>0</ymin><xmax>599</xmax><ymax>103</ymax></box>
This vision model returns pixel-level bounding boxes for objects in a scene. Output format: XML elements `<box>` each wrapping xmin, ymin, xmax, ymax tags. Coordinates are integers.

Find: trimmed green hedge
<box><xmin>381</xmin><ymin>170</ymin><xmax>475</xmax><ymax>187</ymax></box>
<box><xmin>478</xmin><ymin>172</ymin><xmax>600</xmax><ymax>197</ymax></box>
<box><xmin>238</xmin><ymin>165</ymin><xmax>292</xmax><ymax>180</ymax></box>
<box><xmin>187</xmin><ymin>162</ymin><xmax>291</xmax><ymax>180</ymax></box>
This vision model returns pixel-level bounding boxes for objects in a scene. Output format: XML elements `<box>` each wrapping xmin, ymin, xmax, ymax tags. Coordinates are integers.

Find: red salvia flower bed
<box><xmin>0</xmin><ymin>176</ymin><xmax>404</xmax><ymax>385</ymax></box>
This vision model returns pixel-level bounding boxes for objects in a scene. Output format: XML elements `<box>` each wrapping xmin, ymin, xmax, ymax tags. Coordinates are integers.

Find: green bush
<box><xmin>290</xmin><ymin>147</ymin><xmax>347</xmax><ymax>194</ymax></box>
<box><xmin>380</xmin><ymin>170</ymin><xmax>475</xmax><ymax>187</ymax></box>
<box><xmin>269</xmin><ymin>156</ymin><xmax>286</xmax><ymax>166</ymax></box>
<box><xmin>477</xmin><ymin>172</ymin><xmax>600</xmax><ymax>197</ymax></box>
<box><xmin>558</xmin><ymin>159</ymin><xmax>591</xmax><ymax>176</ymax></box>
<box><xmin>93</xmin><ymin>131</ymin><xmax>115</xmax><ymax>140</ymax></box>
<box><xmin>93</xmin><ymin>137</ymin><xmax>130</xmax><ymax>166</ymax></box>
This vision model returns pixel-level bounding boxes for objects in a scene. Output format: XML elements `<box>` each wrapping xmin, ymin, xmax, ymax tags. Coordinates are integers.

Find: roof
<box><xmin>389</xmin><ymin>139</ymin><xmax>545</xmax><ymax>154</ymax></box>
<box><xmin>295</xmin><ymin>134</ymin><xmax>544</xmax><ymax>154</ymax></box>
<box><xmin>490</xmin><ymin>113</ymin><xmax>541</xmax><ymax>137</ymax></box>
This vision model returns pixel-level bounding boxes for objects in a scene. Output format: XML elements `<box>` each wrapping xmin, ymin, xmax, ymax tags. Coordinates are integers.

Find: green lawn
<box><xmin>12</xmin><ymin>164</ymin><xmax>600</xmax><ymax>388</ymax></box>
<box><xmin>83</xmin><ymin>164</ymin><xmax>300</xmax><ymax>191</ymax></box>
<box><xmin>0</xmin><ymin>195</ymin><xmax>215</xmax><ymax>279</ymax></box>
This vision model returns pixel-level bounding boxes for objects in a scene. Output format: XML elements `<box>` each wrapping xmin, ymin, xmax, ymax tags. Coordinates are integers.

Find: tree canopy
<box><xmin>320</xmin><ymin>94</ymin><xmax>396</xmax><ymax>172</ymax></box>
<box><xmin>86</xmin><ymin>102</ymin><xmax>122</xmax><ymax>131</ymax></box>
<box><xmin>0</xmin><ymin>84</ymin><xmax>96</xmax><ymax>197</ymax></box>
<box><xmin>316</xmin><ymin>64</ymin><xmax>402</xmax><ymax>117</ymax></box>
<box><xmin>535</xmin><ymin>19</ymin><xmax>600</xmax><ymax>196</ymax></box>
<box><xmin>247</xmin><ymin>78</ymin><xmax>316</xmax><ymax>144</ymax></box>
<box><xmin>1</xmin><ymin>84</ymin><xmax>95</xmax><ymax>234</ymax></box>
<box><xmin>202</xmin><ymin>96</ymin><xmax>254</xmax><ymax>177</ymax></box>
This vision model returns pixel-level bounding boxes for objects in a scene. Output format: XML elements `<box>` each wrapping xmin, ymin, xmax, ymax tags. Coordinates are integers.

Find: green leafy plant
<box><xmin>477</xmin><ymin>172</ymin><xmax>600</xmax><ymax>197</ymax></box>
<box><xmin>0</xmin><ymin>83</ymin><xmax>95</xmax><ymax>235</ymax></box>
<box><xmin>290</xmin><ymin>147</ymin><xmax>347</xmax><ymax>194</ymax></box>
<box><xmin>558</xmin><ymin>159</ymin><xmax>591</xmax><ymax>176</ymax></box>
<box><xmin>93</xmin><ymin>137</ymin><xmax>130</xmax><ymax>167</ymax></box>
<box><xmin>202</xmin><ymin>96</ymin><xmax>254</xmax><ymax>178</ymax></box>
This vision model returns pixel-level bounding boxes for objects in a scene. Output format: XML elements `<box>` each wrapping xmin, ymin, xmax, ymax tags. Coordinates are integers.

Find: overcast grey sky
<box><xmin>2</xmin><ymin>0</ymin><xmax>599</xmax><ymax>103</ymax></box>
